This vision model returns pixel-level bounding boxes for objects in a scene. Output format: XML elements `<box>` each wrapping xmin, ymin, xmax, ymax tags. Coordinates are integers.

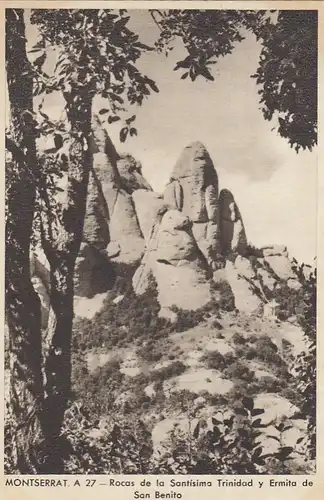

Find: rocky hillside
<box><xmin>27</xmin><ymin>116</ymin><xmax>316</xmax><ymax>474</ymax></box>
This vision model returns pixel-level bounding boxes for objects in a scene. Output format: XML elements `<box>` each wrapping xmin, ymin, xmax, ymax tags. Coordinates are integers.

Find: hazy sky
<box><xmin>23</xmin><ymin>10</ymin><xmax>317</xmax><ymax>264</ymax></box>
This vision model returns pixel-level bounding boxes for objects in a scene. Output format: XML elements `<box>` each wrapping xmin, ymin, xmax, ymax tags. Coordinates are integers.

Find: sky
<box><xmin>21</xmin><ymin>10</ymin><xmax>317</xmax><ymax>264</ymax></box>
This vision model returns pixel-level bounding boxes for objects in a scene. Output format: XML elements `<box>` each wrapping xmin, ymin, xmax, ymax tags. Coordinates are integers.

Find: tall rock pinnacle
<box><xmin>163</xmin><ymin>142</ymin><xmax>221</xmax><ymax>267</ymax></box>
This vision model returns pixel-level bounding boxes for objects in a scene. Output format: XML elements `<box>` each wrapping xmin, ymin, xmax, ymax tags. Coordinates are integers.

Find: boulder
<box><xmin>74</xmin><ymin>292</ymin><xmax>108</xmax><ymax>319</ymax></box>
<box><xmin>256</xmin><ymin>266</ymin><xmax>277</xmax><ymax>291</ymax></box>
<box><xmin>106</xmin><ymin>241</ymin><xmax>121</xmax><ymax>259</ymax></box>
<box><xmin>254</xmin><ymin>394</ymin><xmax>302</xmax><ymax>426</ymax></box>
<box><xmin>219</xmin><ymin>189</ymin><xmax>247</xmax><ymax>258</ymax></box>
<box><xmin>133</xmin><ymin>209</ymin><xmax>214</xmax><ymax>315</ymax></box>
<box><xmin>155</xmin><ymin>210</ymin><xmax>205</xmax><ymax>264</ymax></box>
<box><xmin>224</xmin><ymin>259</ymin><xmax>263</xmax><ymax>314</ymax></box>
<box><xmin>154</xmin><ymin>210</ymin><xmax>212</xmax><ymax>311</ymax></box>
<box><xmin>163</xmin><ymin>368</ymin><xmax>234</xmax><ymax>396</ymax></box>
<box><xmin>261</xmin><ymin>254</ymin><xmax>297</xmax><ymax>281</ymax></box>
<box><xmin>132</xmin><ymin>263</ymin><xmax>154</xmax><ymax>296</ymax></box>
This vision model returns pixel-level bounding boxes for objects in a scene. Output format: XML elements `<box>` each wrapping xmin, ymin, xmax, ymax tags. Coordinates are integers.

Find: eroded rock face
<box><xmin>168</xmin><ymin>142</ymin><xmax>218</xmax><ymax>222</ymax></box>
<box><xmin>261</xmin><ymin>245</ymin><xmax>288</xmax><ymax>257</ymax></box>
<box><xmin>164</xmin><ymin>142</ymin><xmax>221</xmax><ymax>266</ymax></box>
<box><xmin>74</xmin><ymin>243</ymin><xmax>115</xmax><ymax>298</ymax></box>
<box><xmin>88</xmin><ymin>116</ymin><xmax>146</xmax><ymax>264</ymax></box>
<box><xmin>132</xmin><ymin>190</ymin><xmax>165</xmax><ymax>242</ymax></box>
<box><xmin>224</xmin><ymin>258</ymin><xmax>263</xmax><ymax>314</ymax></box>
<box><xmin>133</xmin><ymin>209</ymin><xmax>214</xmax><ymax>316</ymax></box>
<box><xmin>219</xmin><ymin>189</ymin><xmax>247</xmax><ymax>258</ymax></box>
<box><xmin>31</xmin><ymin>243</ymin><xmax>114</xmax><ymax>328</ymax></box>
<box><xmin>164</xmin><ymin>179</ymin><xmax>183</xmax><ymax>211</ymax></box>
<box><xmin>117</xmin><ymin>155</ymin><xmax>152</xmax><ymax>193</ymax></box>
<box><xmin>35</xmin><ymin>127</ymin><xmax>302</xmax><ymax>319</ymax></box>
<box><xmin>108</xmin><ymin>191</ymin><xmax>145</xmax><ymax>264</ymax></box>
<box><xmin>83</xmin><ymin>170</ymin><xmax>110</xmax><ymax>250</ymax></box>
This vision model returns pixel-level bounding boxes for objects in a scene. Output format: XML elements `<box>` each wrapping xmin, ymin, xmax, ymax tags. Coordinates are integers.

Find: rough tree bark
<box><xmin>40</xmin><ymin>80</ymin><xmax>93</xmax><ymax>469</ymax></box>
<box><xmin>5</xmin><ymin>8</ymin><xmax>44</xmax><ymax>473</ymax></box>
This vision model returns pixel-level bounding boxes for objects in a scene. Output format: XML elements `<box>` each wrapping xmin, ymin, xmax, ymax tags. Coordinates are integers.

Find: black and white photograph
<box><xmin>4</xmin><ymin>4</ymin><xmax>317</xmax><ymax>478</ymax></box>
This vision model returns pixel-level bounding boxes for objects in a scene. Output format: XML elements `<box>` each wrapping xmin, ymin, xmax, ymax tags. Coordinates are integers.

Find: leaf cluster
<box><xmin>29</xmin><ymin>9</ymin><xmax>159</xmax><ymax>142</ymax></box>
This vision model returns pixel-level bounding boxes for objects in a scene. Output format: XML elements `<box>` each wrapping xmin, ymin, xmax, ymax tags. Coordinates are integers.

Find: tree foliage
<box><xmin>152</xmin><ymin>9</ymin><xmax>317</xmax><ymax>151</ymax></box>
<box><xmin>30</xmin><ymin>9</ymin><xmax>158</xmax><ymax>143</ymax></box>
<box><xmin>291</xmin><ymin>260</ymin><xmax>316</xmax><ymax>460</ymax></box>
<box><xmin>252</xmin><ymin>11</ymin><xmax>317</xmax><ymax>151</ymax></box>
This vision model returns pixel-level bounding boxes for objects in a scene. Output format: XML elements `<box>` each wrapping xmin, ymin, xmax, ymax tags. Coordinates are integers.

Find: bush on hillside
<box><xmin>150</xmin><ymin>361</ymin><xmax>187</xmax><ymax>383</ymax></box>
<box><xmin>224</xmin><ymin>361</ymin><xmax>255</xmax><ymax>383</ymax></box>
<box><xmin>200</xmin><ymin>350</ymin><xmax>236</xmax><ymax>372</ymax></box>
<box><xmin>232</xmin><ymin>332</ymin><xmax>246</xmax><ymax>345</ymax></box>
<box><xmin>210</xmin><ymin>279</ymin><xmax>235</xmax><ymax>311</ymax></box>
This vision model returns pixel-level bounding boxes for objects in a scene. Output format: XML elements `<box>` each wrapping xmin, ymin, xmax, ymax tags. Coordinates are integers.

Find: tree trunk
<box><xmin>40</xmin><ymin>86</ymin><xmax>93</xmax><ymax>469</ymax></box>
<box><xmin>5</xmin><ymin>9</ymin><xmax>44</xmax><ymax>473</ymax></box>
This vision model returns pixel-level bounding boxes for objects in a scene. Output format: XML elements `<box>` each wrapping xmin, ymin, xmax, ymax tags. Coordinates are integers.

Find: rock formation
<box><xmin>164</xmin><ymin>142</ymin><xmax>221</xmax><ymax>267</ymax></box>
<box><xmin>224</xmin><ymin>258</ymin><xmax>264</xmax><ymax>314</ymax></box>
<box><xmin>133</xmin><ymin>209</ymin><xmax>214</xmax><ymax>318</ymax></box>
<box><xmin>132</xmin><ymin>190</ymin><xmax>165</xmax><ymax>242</ymax></box>
<box><xmin>117</xmin><ymin>154</ymin><xmax>152</xmax><ymax>194</ymax></box>
<box><xmin>74</xmin><ymin>242</ymin><xmax>115</xmax><ymax>298</ymax></box>
<box><xmin>83</xmin><ymin>170</ymin><xmax>110</xmax><ymax>250</ymax></box>
<box><xmin>87</xmin><ymin>116</ymin><xmax>147</xmax><ymax>264</ymax></box>
<box><xmin>29</xmin><ymin>124</ymin><xmax>301</xmax><ymax>320</ymax></box>
<box><xmin>219</xmin><ymin>189</ymin><xmax>247</xmax><ymax>259</ymax></box>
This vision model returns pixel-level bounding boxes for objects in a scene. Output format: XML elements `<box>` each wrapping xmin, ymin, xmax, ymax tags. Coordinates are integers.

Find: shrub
<box><xmin>210</xmin><ymin>280</ymin><xmax>235</xmax><ymax>311</ymax></box>
<box><xmin>150</xmin><ymin>360</ymin><xmax>187</xmax><ymax>382</ymax></box>
<box><xmin>72</xmin><ymin>358</ymin><xmax>125</xmax><ymax>417</ymax></box>
<box><xmin>170</xmin><ymin>301</ymin><xmax>218</xmax><ymax>332</ymax></box>
<box><xmin>137</xmin><ymin>342</ymin><xmax>164</xmax><ymax>363</ymax></box>
<box><xmin>201</xmin><ymin>351</ymin><xmax>225</xmax><ymax>371</ymax></box>
<box><xmin>224</xmin><ymin>361</ymin><xmax>255</xmax><ymax>383</ymax></box>
<box><xmin>255</xmin><ymin>376</ymin><xmax>283</xmax><ymax>393</ymax></box>
<box><xmin>245</xmin><ymin>347</ymin><xmax>258</xmax><ymax>360</ymax></box>
<box><xmin>232</xmin><ymin>332</ymin><xmax>246</xmax><ymax>345</ymax></box>
<box><xmin>212</xmin><ymin>319</ymin><xmax>224</xmax><ymax>331</ymax></box>
<box><xmin>254</xmin><ymin>336</ymin><xmax>285</xmax><ymax>368</ymax></box>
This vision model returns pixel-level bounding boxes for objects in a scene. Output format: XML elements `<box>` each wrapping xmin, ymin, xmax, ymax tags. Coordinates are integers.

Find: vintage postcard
<box><xmin>2</xmin><ymin>1</ymin><xmax>322</xmax><ymax>500</ymax></box>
